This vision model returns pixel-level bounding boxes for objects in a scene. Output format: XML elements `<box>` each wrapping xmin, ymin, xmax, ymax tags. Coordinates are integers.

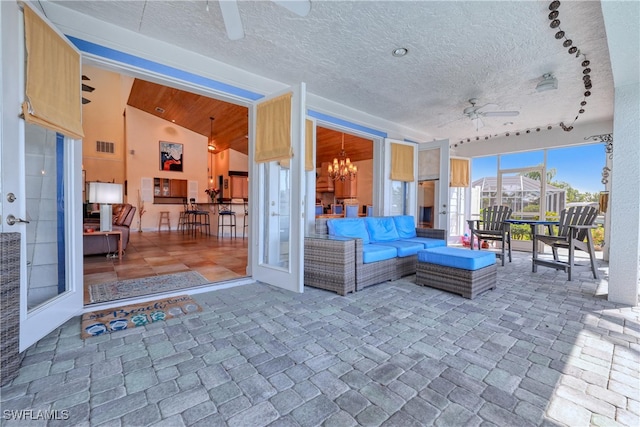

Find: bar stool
<box><xmin>217</xmin><ymin>198</ymin><xmax>237</xmax><ymax>238</ymax></box>
<box><xmin>179</xmin><ymin>198</ymin><xmax>196</xmax><ymax>234</ymax></box>
<box><xmin>158</xmin><ymin>211</ymin><xmax>171</xmax><ymax>231</ymax></box>
<box><xmin>190</xmin><ymin>198</ymin><xmax>211</xmax><ymax>236</ymax></box>
<box><xmin>242</xmin><ymin>199</ymin><xmax>249</xmax><ymax>239</ymax></box>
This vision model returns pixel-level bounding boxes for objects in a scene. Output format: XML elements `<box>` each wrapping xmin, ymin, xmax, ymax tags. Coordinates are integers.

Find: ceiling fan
<box><xmin>463</xmin><ymin>98</ymin><xmax>519</xmax><ymax>130</ymax></box>
<box><xmin>217</xmin><ymin>0</ymin><xmax>311</xmax><ymax>40</ymax></box>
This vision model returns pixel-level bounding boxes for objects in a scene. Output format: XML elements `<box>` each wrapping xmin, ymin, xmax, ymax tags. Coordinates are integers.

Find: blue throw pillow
<box><xmin>365</xmin><ymin>217</ymin><xmax>400</xmax><ymax>242</ymax></box>
<box><xmin>393</xmin><ymin>215</ymin><xmax>417</xmax><ymax>238</ymax></box>
<box><xmin>327</xmin><ymin>218</ymin><xmax>369</xmax><ymax>244</ymax></box>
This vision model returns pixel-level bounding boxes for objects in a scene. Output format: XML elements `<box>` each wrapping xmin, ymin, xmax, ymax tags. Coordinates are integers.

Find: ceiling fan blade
<box><xmin>475</xmin><ymin>103</ymin><xmax>498</xmax><ymax>113</ymax></box>
<box><xmin>219</xmin><ymin>0</ymin><xmax>245</xmax><ymax>40</ymax></box>
<box><xmin>82</xmin><ymin>75</ymin><xmax>90</xmax><ymax>81</ymax></box>
<box><xmin>272</xmin><ymin>0</ymin><xmax>311</xmax><ymax>17</ymax></box>
<box><xmin>482</xmin><ymin>111</ymin><xmax>520</xmax><ymax>117</ymax></box>
<box><xmin>82</xmin><ymin>83</ymin><xmax>95</xmax><ymax>92</ymax></box>
<box><xmin>82</xmin><ymin>97</ymin><xmax>91</xmax><ymax>104</ymax></box>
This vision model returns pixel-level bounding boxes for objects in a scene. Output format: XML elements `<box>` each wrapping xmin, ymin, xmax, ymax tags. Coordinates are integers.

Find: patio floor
<box><xmin>1</xmin><ymin>251</ymin><xmax>638</xmax><ymax>426</ymax></box>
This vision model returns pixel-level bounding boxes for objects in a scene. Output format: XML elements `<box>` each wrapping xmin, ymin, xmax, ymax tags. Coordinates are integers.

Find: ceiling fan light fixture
<box><xmin>536</xmin><ymin>73</ymin><xmax>558</xmax><ymax>92</ymax></box>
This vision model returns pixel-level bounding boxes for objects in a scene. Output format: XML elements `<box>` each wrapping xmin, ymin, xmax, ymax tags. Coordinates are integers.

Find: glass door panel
<box><xmin>25</xmin><ymin>125</ymin><xmax>68</xmax><ymax>309</ymax></box>
<box><xmin>261</xmin><ymin>162</ymin><xmax>290</xmax><ymax>269</ymax></box>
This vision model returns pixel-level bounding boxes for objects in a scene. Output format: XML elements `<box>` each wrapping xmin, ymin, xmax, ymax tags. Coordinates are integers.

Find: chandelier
<box><xmin>328</xmin><ymin>133</ymin><xmax>357</xmax><ymax>181</ymax></box>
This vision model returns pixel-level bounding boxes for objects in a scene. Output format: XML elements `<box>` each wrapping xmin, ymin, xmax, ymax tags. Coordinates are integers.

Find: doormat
<box><xmin>88</xmin><ymin>271</ymin><xmax>210</xmax><ymax>304</ymax></box>
<box><xmin>81</xmin><ymin>295</ymin><xmax>201</xmax><ymax>338</ymax></box>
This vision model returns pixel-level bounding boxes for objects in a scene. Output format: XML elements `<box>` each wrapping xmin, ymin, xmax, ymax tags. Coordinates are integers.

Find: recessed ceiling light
<box><xmin>392</xmin><ymin>47</ymin><xmax>408</xmax><ymax>57</ymax></box>
<box><xmin>155</xmin><ymin>107</ymin><xmax>165</xmax><ymax>113</ymax></box>
<box><xmin>504</xmin><ymin>122</ymin><xmax>514</xmax><ymax>126</ymax></box>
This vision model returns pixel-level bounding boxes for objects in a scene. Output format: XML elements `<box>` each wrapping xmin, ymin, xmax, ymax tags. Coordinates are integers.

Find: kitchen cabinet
<box><xmin>154</xmin><ymin>178</ymin><xmax>187</xmax><ymax>204</ymax></box>
<box><xmin>230</xmin><ymin>175</ymin><xmax>249</xmax><ymax>199</ymax></box>
<box><xmin>334</xmin><ymin>177</ymin><xmax>357</xmax><ymax>198</ymax></box>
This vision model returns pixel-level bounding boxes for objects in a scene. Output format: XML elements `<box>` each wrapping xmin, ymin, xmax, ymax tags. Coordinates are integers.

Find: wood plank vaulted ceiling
<box><xmin>127</xmin><ymin>79</ymin><xmax>373</xmax><ymax>168</ymax></box>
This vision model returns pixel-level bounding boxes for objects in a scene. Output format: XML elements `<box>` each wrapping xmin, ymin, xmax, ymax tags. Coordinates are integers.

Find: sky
<box><xmin>471</xmin><ymin>142</ymin><xmax>606</xmax><ymax>194</ymax></box>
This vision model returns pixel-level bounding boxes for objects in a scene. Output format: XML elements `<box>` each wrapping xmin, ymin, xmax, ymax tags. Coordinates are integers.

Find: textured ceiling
<box><xmin>46</xmin><ymin>0</ymin><xmax>615</xmax><ymax>143</ymax></box>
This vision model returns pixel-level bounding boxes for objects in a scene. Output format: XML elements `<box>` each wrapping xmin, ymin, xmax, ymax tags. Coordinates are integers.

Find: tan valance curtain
<box><xmin>22</xmin><ymin>6</ymin><xmax>84</xmax><ymax>139</ymax></box>
<box><xmin>390</xmin><ymin>143</ymin><xmax>414</xmax><ymax>182</ymax></box>
<box><xmin>255</xmin><ymin>93</ymin><xmax>292</xmax><ymax>163</ymax></box>
<box><xmin>450</xmin><ymin>158</ymin><xmax>470</xmax><ymax>187</ymax></box>
<box><xmin>305</xmin><ymin>119</ymin><xmax>314</xmax><ymax>171</ymax></box>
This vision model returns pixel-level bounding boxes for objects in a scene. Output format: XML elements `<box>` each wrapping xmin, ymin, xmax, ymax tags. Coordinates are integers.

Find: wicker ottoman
<box><xmin>415</xmin><ymin>247</ymin><xmax>497</xmax><ymax>299</ymax></box>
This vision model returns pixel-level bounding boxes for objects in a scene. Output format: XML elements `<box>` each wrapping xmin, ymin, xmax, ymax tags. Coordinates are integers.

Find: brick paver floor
<box><xmin>1</xmin><ymin>252</ymin><xmax>638</xmax><ymax>426</ymax></box>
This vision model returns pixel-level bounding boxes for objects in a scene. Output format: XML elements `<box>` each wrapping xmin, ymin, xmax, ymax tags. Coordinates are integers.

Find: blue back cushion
<box><xmin>365</xmin><ymin>217</ymin><xmax>400</xmax><ymax>242</ymax></box>
<box><xmin>327</xmin><ymin>218</ymin><xmax>369</xmax><ymax>244</ymax></box>
<box><xmin>393</xmin><ymin>215</ymin><xmax>417</xmax><ymax>238</ymax></box>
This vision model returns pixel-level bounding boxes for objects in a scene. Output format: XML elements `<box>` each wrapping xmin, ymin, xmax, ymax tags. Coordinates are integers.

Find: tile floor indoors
<box><xmin>83</xmin><ymin>230</ymin><xmax>249</xmax><ymax>305</ymax></box>
<box><xmin>2</xmin><ymin>251</ymin><xmax>638</xmax><ymax>427</ymax></box>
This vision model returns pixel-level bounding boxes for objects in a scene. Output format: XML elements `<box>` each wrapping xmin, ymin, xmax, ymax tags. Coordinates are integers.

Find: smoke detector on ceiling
<box><xmin>536</xmin><ymin>73</ymin><xmax>558</xmax><ymax>92</ymax></box>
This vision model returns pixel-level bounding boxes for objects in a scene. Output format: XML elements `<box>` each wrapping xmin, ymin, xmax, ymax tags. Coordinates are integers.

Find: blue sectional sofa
<box><xmin>304</xmin><ymin>216</ymin><xmax>446</xmax><ymax>294</ymax></box>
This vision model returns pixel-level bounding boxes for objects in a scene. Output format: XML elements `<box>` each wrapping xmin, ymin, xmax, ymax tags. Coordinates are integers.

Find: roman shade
<box><xmin>390</xmin><ymin>143</ymin><xmax>414</xmax><ymax>182</ymax></box>
<box><xmin>22</xmin><ymin>6</ymin><xmax>84</xmax><ymax>139</ymax></box>
<box><xmin>255</xmin><ymin>93</ymin><xmax>292</xmax><ymax>163</ymax></box>
<box><xmin>450</xmin><ymin>158</ymin><xmax>470</xmax><ymax>187</ymax></box>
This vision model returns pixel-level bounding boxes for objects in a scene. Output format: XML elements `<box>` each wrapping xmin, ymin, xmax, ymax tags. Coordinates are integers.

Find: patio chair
<box><xmin>532</xmin><ymin>205</ymin><xmax>598</xmax><ymax>281</ymax></box>
<box><xmin>467</xmin><ymin>205</ymin><xmax>512</xmax><ymax>266</ymax></box>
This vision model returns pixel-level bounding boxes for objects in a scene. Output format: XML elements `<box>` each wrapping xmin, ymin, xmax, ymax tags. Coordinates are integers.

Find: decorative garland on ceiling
<box><xmin>450</xmin><ymin>1</ymin><xmax>593</xmax><ymax>149</ymax></box>
<box><xmin>547</xmin><ymin>0</ymin><xmax>592</xmax><ymax>132</ymax></box>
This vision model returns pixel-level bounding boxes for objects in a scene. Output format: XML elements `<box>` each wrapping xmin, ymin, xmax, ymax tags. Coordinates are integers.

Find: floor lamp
<box><xmin>89</xmin><ymin>182</ymin><xmax>123</xmax><ymax>232</ymax></box>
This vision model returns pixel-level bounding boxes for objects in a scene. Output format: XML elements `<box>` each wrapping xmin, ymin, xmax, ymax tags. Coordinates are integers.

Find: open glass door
<box><xmin>1</xmin><ymin>3</ymin><xmax>83</xmax><ymax>352</ymax></box>
<box><xmin>250</xmin><ymin>84</ymin><xmax>306</xmax><ymax>293</ymax></box>
<box><xmin>418</xmin><ymin>140</ymin><xmax>450</xmax><ymax>237</ymax></box>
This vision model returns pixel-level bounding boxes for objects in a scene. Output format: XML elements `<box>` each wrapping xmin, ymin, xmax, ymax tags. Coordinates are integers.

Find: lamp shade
<box><xmin>89</xmin><ymin>182</ymin><xmax>123</xmax><ymax>204</ymax></box>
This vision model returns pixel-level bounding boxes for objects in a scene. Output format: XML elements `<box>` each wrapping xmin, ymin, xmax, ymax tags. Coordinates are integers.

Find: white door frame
<box><xmin>249</xmin><ymin>84</ymin><xmax>306</xmax><ymax>293</ymax></box>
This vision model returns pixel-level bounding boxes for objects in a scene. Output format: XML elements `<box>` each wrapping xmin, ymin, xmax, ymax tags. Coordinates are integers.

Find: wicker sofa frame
<box><xmin>305</xmin><ymin>218</ymin><xmax>446</xmax><ymax>295</ymax></box>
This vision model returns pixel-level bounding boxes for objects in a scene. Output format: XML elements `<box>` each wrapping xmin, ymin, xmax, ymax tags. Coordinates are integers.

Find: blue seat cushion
<box><xmin>418</xmin><ymin>247</ymin><xmax>496</xmax><ymax>271</ymax></box>
<box><xmin>376</xmin><ymin>240</ymin><xmax>425</xmax><ymax>257</ymax></box>
<box><xmin>327</xmin><ymin>218</ymin><xmax>369</xmax><ymax>244</ymax></box>
<box><xmin>365</xmin><ymin>217</ymin><xmax>400</xmax><ymax>242</ymax></box>
<box><xmin>401</xmin><ymin>237</ymin><xmax>447</xmax><ymax>249</ymax></box>
<box><xmin>393</xmin><ymin>215</ymin><xmax>417</xmax><ymax>238</ymax></box>
<box><xmin>362</xmin><ymin>244</ymin><xmax>398</xmax><ymax>263</ymax></box>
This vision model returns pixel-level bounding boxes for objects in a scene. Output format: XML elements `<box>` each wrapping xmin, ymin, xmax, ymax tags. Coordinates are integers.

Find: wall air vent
<box><xmin>96</xmin><ymin>140</ymin><xmax>115</xmax><ymax>154</ymax></box>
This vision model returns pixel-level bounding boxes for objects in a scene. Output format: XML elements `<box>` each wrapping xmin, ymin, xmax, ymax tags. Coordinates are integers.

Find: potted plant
<box><xmin>205</xmin><ymin>187</ymin><xmax>221</xmax><ymax>202</ymax></box>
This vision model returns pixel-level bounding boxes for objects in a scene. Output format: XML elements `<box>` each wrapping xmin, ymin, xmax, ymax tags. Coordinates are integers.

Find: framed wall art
<box><xmin>159</xmin><ymin>141</ymin><xmax>183</xmax><ymax>172</ymax></box>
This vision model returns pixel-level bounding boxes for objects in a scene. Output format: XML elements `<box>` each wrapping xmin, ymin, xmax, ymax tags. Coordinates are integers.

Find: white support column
<box><xmin>601</xmin><ymin>2</ymin><xmax>640</xmax><ymax>305</ymax></box>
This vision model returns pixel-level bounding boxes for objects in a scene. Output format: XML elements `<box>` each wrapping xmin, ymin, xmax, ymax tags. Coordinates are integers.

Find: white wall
<box><xmin>125</xmin><ymin>107</ymin><xmax>209</xmax><ymax>231</ymax></box>
<box><xmin>81</xmin><ymin>65</ymin><xmax>132</xmax><ymax>185</ymax></box>
<box><xmin>451</xmin><ymin>119</ymin><xmax>613</xmax><ymax>158</ymax></box>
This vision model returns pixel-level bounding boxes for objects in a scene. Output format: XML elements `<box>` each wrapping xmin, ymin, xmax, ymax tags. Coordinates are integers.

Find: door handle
<box><xmin>271</xmin><ymin>212</ymin><xmax>280</xmax><ymax>216</ymax></box>
<box><xmin>439</xmin><ymin>211</ymin><xmax>447</xmax><ymax>215</ymax></box>
<box><xmin>6</xmin><ymin>214</ymin><xmax>30</xmax><ymax>225</ymax></box>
